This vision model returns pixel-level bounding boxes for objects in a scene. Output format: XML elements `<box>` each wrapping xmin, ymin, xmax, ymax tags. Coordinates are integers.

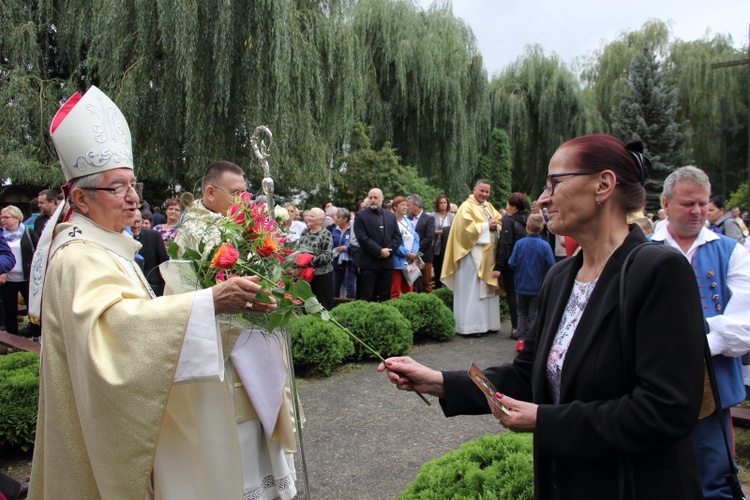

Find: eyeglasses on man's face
<box><xmin>89</xmin><ymin>182</ymin><xmax>143</xmax><ymax>199</ymax></box>
<box><xmin>210</xmin><ymin>184</ymin><xmax>246</xmax><ymax>199</ymax></box>
<box><xmin>541</xmin><ymin>172</ymin><xmax>595</xmax><ymax>196</ymax></box>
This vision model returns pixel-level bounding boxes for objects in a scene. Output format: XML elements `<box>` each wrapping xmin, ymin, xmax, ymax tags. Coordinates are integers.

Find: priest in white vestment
<box><xmin>28</xmin><ymin>86</ymin><xmax>279</xmax><ymax>500</ymax></box>
<box><xmin>172</xmin><ymin>161</ymin><xmax>298</xmax><ymax>500</ymax></box>
<box><xmin>441</xmin><ymin>179</ymin><xmax>502</xmax><ymax>335</ymax></box>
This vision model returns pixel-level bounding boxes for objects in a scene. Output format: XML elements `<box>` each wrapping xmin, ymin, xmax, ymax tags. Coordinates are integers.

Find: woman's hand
<box><xmin>0</xmin><ymin>273</ymin><xmax>6</xmax><ymax>285</ymax></box>
<box><xmin>377</xmin><ymin>356</ymin><xmax>445</xmax><ymax>398</ymax></box>
<box><xmin>435</xmin><ymin>229</ymin><xmax>443</xmax><ymax>235</ymax></box>
<box><xmin>336</xmin><ymin>245</ymin><xmax>346</xmax><ymax>252</ymax></box>
<box><xmin>492</xmin><ymin>270</ymin><xmax>501</xmax><ymax>278</ymax></box>
<box><xmin>490</xmin><ymin>393</ymin><xmax>538</xmax><ymax>432</ymax></box>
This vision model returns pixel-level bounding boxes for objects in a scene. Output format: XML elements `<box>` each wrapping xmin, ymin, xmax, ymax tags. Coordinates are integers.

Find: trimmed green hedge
<box><xmin>330</xmin><ymin>300</ymin><xmax>412</xmax><ymax>360</ymax></box>
<box><xmin>387</xmin><ymin>292</ymin><xmax>455</xmax><ymax>341</ymax></box>
<box><xmin>290</xmin><ymin>315</ymin><xmax>354</xmax><ymax>376</ymax></box>
<box><xmin>400</xmin><ymin>432</ymin><xmax>534</xmax><ymax>499</ymax></box>
<box><xmin>0</xmin><ymin>352</ymin><xmax>40</xmax><ymax>452</ymax></box>
<box><xmin>431</xmin><ymin>287</ymin><xmax>453</xmax><ymax>311</ymax></box>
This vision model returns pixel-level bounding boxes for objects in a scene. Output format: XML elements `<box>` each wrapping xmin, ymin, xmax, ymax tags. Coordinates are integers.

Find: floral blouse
<box><xmin>153</xmin><ymin>224</ymin><xmax>178</xmax><ymax>250</ymax></box>
<box><xmin>298</xmin><ymin>227</ymin><xmax>334</xmax><ymax>275</ymax></box>
<box><xmin>546</xmin><ymin>277</ymin><xmax>599</xmax><ymax>403</ymax></box>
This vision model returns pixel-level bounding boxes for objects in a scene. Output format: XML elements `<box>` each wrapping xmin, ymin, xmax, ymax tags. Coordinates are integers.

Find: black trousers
<box><xmin>0</xmin><ymin>280</ymin><xmax>39</xmax><ymax>336</ymax></box>
<box><xmin>359</xmin><ymin>268</ymin><xmax>392</xmax><ymax>302</ymax></box>
<box><xmin>310</xmin><ymin>271</ymin><xmax>334</xmax><ymax>311</ymax></box>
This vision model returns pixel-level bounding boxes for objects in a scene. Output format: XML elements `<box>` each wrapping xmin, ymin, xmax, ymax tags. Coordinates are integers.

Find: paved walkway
<box><xmin>295</xmin><ymin>320</ymin><xmax>517</xmax><ymax>499</ymax></box>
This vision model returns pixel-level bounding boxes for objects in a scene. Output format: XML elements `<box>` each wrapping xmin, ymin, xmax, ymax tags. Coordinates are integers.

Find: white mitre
<box><xmin>50</xmin><ymin>85</ymin><xmax>134</xmax><ymax>180</ymax></box>
<box><xmin>29</xmin><ymin>86</ymin><xmax>134</xmax><ymax>324</ymax></box>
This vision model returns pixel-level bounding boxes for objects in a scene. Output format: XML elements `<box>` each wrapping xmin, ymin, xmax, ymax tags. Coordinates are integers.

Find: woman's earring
<box><xmin>596</xmin><ymin>200</ymin><xmax>602</xmax><ymax>208</ymax></box>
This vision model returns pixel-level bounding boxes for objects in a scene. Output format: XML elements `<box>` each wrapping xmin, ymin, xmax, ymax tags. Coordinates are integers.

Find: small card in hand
<box><xmin>468</xmin><ymin>363</ymin><xmax>511</xmax><ymax>415</ymax></box>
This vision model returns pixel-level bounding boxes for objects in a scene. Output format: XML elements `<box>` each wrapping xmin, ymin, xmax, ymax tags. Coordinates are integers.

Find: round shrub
<box><xmin>290</xmin><ymin>315</ymin><xmax>354</xmax><ymax>376</ymax></box>
<box><xmin>0</xmin><ymin>352</ymin><xmax>40</xmax><ymax>452</ymax></box>
<box><xmin>431</xmin><ymin>287</ymin><xmax>453</xmax><ymax>311</ymax></box>
<box><xmin>400</xmin><ymin>432</ymin><xmax>534</xmax><ymax>499</ymax></box>
<box><xmin>330</xmin><ymin>300</ymin><xmax>412</xmax><ymax>360</ymax></box>
<box><xmin>387</xmin><ymin>292</ymin><xmax>455</xmax><ymax>342</ymax></box>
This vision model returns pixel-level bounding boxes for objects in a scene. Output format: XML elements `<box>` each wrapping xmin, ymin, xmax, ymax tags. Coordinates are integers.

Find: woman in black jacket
<box><xmin>380</xmin><ymin>135</ymin><xmax>705</xmax><ymax>499</ymax></box>
<box><xmin>1</xmin><ymin>205</ymin><xmax>40</xmax><ymax>336</ymax></box>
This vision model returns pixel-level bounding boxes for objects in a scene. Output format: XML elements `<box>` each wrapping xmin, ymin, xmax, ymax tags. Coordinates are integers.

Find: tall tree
<box><xmin>666</xmin><ymin>35</ymin><xmax>747</xmax><ymax>192</ymax></box>
<box><xmin>579</xmin><ymin>20</ymin><xmax>672</xmax><ymax>127</ymax></box>
<box><xmin>351</xmin><ymin>0</ymin><xmax>490</xmax><ymax>200</ymax></box>
<box><xmin>611</xmin><ymin>46</ymin><xmax>691</xmax><ymax>209</ymax></box>
<box><xmin>476</xmin><ymin>128</ymin><xmax>512</xmax><ymax>206</ymax></box>
<box><xmin>488</xmin><ymin>45</ymin><xmax>601</xmax><ymax>196</ymax></box>
<box><xmin>332</xmin><ymin>122</ymin><xmax>438</xmax><ymax>210</ymax></box>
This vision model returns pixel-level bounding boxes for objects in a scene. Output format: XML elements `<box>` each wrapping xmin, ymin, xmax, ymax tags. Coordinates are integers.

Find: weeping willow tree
<box><xmin>349</xmin><ymin>0</ymin><xmax>490</xmax><ymax>200</ymax></box>
<box><xmin>1</xmin><ymin>0</ymin><xmax>365</xmax><ymax>197</ymax></box>
<box><xmin>83</xmin><ymin>0</ymin><xmax>364</xmax><ymax>196</ymax></box>
<box><xmin>580</xmin><ymin>20</ymin><xmax>672</xmax><ymax>127</ymax></box>
<box><xmin>0</xmin><ymin>0</ymin><xmax>69</xmax><ymax>186</ymax></box>
<box><xmin>488</xmin><ymin>45</ymin><xmax>601</xmax><ymax>196</ymax></box>
<box><xmin>666</xmin><ymin>34</ymin><xmax>747</xmax><ymax>191</ymax></box>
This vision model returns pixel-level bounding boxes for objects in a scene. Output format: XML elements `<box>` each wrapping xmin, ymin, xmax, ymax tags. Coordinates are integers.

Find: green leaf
<box><xmin>304</xmin><ymin>296</ymin><xmax>324</xmax><ymax>315</ymax></box>
<box><xmin>167</xmin><ymin>240</ymin><xmax>181</xmax><ymax>259</ymax></box>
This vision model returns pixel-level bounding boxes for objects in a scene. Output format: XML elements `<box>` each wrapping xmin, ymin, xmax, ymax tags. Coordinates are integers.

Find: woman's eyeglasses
<box><xmin>541</xmin><ymin>172</ymin><xmax>594</xmax><ymax>196</ymax></box>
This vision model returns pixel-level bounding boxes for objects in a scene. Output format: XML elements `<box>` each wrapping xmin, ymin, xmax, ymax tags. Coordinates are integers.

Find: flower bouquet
<box><xmin>165</xmin><ymin>192</ymin><xmax>430</xmax><ymax>405</ymax></box>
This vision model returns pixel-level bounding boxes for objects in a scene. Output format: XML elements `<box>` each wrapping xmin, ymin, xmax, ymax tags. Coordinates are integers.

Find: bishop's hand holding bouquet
<box><xmin>162</xmin><ymin>192</ymin><xmax>430</xmax><ymax>405</ymax></box>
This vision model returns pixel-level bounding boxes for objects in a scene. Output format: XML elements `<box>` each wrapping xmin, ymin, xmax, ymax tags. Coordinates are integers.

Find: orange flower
<box><xmin>210</xmin><ymin>243</ymin><xmax>240</xmax><ymax>269</ymax></box>
<box><xmin>257</xmin><ymin>235</ymin><xmax>278</xmax><ymax>258</ymax></box>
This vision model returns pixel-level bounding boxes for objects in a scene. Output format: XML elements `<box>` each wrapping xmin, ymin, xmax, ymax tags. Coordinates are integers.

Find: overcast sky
<box><xmin>417</xmin><ymin>0</ymin><xmax>749</xmax><ymax>77</ymax></box>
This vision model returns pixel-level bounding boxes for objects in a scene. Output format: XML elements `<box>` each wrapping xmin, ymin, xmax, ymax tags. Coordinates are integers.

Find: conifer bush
<box><xmin>400</xmin><ymin>432</ymin><xmax>534</xmax><ymax>499</ymax></box>
<box><xmin>289</xmin><ymin>315</ymin><xmax>354</xmax><ymax>376</ymax></box>
<box><xmin>330</xmin><ymin>300</ymin><xmax>412</xmax><ymax>360</ymax></box>
<box><xmin>388</xmin><ymin>292</ymin><xmax>455</xmax><ymax>341</ymax></box>
<box><xmin>0</xmin><ymin>352</ymin><xmax>40</xmax><ymax>452</ymax></box>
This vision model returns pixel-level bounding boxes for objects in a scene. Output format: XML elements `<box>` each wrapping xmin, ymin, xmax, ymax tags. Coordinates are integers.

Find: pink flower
<box><xmin>240</xmin><ymin>192</ymin><xmax>253</xmax><ymax>205</ymax></box>
<box><xmin>210</xmin><ymin>243</ymin><xmax>240</xmax><ymax>269</ymax></box>
<box><xmin>216</xmin><ymin>270</ymin><xmax>239</xmax><ymax>282</ymax></box>
<box><xmin>228</xmin><ymin>205</ymin><xmax>246</xmax><ymax>224</ymax></box>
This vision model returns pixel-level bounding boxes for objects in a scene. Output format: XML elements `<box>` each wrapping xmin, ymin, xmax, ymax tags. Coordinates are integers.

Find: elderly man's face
<box><xmin>131</xmin><ymin>211</ymin><xmax>143</xmax><ymax>237</ymax></box>
<box><xmin>78</xmin><ymin>168</ymin><xmax>139</xmax><ymax>233</ymax></box>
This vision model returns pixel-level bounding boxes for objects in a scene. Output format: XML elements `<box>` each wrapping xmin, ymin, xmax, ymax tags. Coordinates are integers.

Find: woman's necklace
<box><xmin>576</xmin><ymin>238</ymin><xmax>626</xmax><ymax>285</ymax></box>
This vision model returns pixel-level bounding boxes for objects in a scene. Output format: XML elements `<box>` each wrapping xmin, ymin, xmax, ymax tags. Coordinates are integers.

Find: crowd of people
<box><xmin>3</xmin><ymin>83</ymin><xmax>750</xmax><ymax>500</ymax></box>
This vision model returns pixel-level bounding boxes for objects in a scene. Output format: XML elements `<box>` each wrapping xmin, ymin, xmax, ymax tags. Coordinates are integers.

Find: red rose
<box><xmin>295</xmin><ymin>253</ymin><xmax>315</xmax><ymax>267</ymax></box>
<box><xmin>299</xmin><ymin>266</ymin><xmax>315</xmax><ymax>282</ymax></box>
<box><xmin>210</xmin><ymin>243</ymin><xmax>240</xmax><ymax>269</ymax></box>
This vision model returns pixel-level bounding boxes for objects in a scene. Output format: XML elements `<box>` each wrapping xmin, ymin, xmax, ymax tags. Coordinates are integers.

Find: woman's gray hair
<box><xmin>309</xmin><ymin>207</ymin><xmax>325</xmax><ymax>220</ymax></box>
<box><xmin>662</xmin><ymin>166</ymin><xmax>710</xmax><ymax>201</ymax></box>
<box><xmin>68</xmin><ymin>172</ymin><xmax>106</xmax><ymax>210</ymax></box>
<box><xmin>336</xmin><ymin>207</ymin><xmax>350</xmax><ymax>220</ymax></box>
<box><xmin>1</xmin><ymin>205</ymin><xmax>24</xmax><ymax>221</ymax></box>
